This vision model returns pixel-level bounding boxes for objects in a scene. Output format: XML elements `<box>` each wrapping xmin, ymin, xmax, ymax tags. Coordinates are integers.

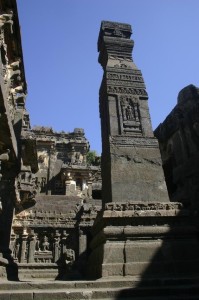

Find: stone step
<box><xmin>0</xmin><ymin>278</ymin><xmax>199</xmax><ymax>299</ymax></box>
<box><xmin>0</xmin><ymin>288</ymin><xmax>199</xmax><ymax>300</ymax></box>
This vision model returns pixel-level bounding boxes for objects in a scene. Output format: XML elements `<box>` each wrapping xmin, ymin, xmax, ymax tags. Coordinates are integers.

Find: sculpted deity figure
<box><xmin>42</xmin><ymin>235</ymin><xmax>50</xmax><ymax>251</ymax></box>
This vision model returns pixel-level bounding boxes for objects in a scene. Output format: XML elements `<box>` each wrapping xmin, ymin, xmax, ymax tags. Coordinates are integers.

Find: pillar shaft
<box><xmin>98</xmin><ymin>21</ymin><xmax>169</xmax><ymax>205</ymax></box>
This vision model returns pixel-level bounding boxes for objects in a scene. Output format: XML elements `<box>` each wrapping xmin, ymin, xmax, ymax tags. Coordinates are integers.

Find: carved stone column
<box><xmin>65</xmin><ymin>173</ymin><xmax>76</xmax><ymax>196</ymax></box>
<box><xmin>53</xmin><ymin>230</ymin><xmax>60</xmax><ymax>263</ymax></box>
<box><xmin>47</xmin><ymin>145</ymin><xmax>55</xmax><ymax>195</ymax></box>
<box><xmin>79</xmin><ymin>229</ymin><xmax>87</xmax><ymax>256</ymax></box>
<box><xmin>20</xmin><ymin>228</ymin><xmax>28</xmax><ymax>263</ymax></box>
<box><xmin>9</xmin><ymin>229</ymin><xmax>16</xmax><ymax>256</ymax></box>
<box><xmin>97</xmin><ymin>21</ymin><xmax>168</xmax><ymax>205</ymax></box>
<box><xmin>87</xmin><ymin>21</ymin><xmax>199</xmax><ymax>280</ymax></box>
<box><xmin>27</xmin><ymin>229</ymin><xmax>36</xmax><ymax>263</ymax></box>
<box><xmin>61</xmin><ymin>230</ymin><xmax>68</xmax><ymax>255</ymax></box>
<box><xmin>0</xmin><ymin>175</ymin><xmax>16</xmax><ymax>260</ymax></box>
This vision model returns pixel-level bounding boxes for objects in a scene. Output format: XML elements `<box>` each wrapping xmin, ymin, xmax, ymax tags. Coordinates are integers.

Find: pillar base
<box><xmin>87</xmin><ymin>202</ymin><xmax>199</xmax><ymax>279</ymax></box>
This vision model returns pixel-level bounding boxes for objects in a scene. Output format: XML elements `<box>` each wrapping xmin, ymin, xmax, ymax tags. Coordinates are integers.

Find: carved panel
<box><xmin>119</xmin><ymin>96</ymin><xmax>142</xmax><ymax>134</ymax></box>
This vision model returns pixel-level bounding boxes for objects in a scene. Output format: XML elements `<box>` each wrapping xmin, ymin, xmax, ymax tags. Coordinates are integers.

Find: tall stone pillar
<box><xmin>79</xmin><ymin>229</ymin><xmax>87</xmax><ymax>256</ymax></box>
<box><xmin>28</xmin><ymin>229</ymin><xmax>36</xmax><ymax>263</ymax></box>
<box><xmin>9</xmin><ymin>229</ymin><xmax>16</xmax><ymax>256</ymax></box>
<box><xmin>98</xmin><ymin>21</ymin><xmax>168</xmax><ymax>205</ymax></box>
<box><xmin>87</xmin><ymin>21</ymin><xmax>199</xmax><ymax>280</ymax></box>
<box><xmin>53</xmin><ymin>230</ymin><xmax>60</xmax><ymax>263</ymax></box>
<box><xmin>20</xmin><ymin>229</ymin><xmax>28</xmax><ymax>263</ymax></box>
<box><xmin>61</xmin><ymin>230</ymin><xmax>68</xmax><ymax>255</ymax></box>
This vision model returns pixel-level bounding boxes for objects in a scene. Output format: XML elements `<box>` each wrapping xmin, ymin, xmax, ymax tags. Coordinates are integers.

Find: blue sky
<box><xmin>17</xmin><ymin>0</ymin><xmax>199</xmax><ymax>154</ymax></box>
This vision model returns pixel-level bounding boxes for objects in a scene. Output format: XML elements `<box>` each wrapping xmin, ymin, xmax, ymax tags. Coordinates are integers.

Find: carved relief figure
<box><xmin>42</xmin><ymin>235</ymin><xmax>50</xmax><ymax>251</ymax></box>
<box><xmin>125</xmin><ymin>105</ymin><xmax>133</xmax><ymax>120</ymax></box>
<box><xmin>64</xmin><ymin>248</ymin><xmax>75</xmax><ymax>268</ymax></box>
<box><xmin>122</xmin><ymin>98</ymin><xmax>140</xmax><ymax>122</ymax></box>
<box><xmin>120</xmin><ymin>96</ymin><xmax>141</xmax><ymax>133</ymax></box>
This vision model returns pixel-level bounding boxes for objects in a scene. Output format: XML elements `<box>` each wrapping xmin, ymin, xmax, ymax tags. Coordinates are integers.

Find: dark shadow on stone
<box><xmin>6</xmin><ymin>261</ymin><xmax>19</xmax><ymax>281</ymax></box>
<box><xmin>55</xmin><ymin>252</ymin><xmax>85</xmax><ymax>281</ymax></box>
<box><xmin>4</xmin><ymin>251</ymin><xmax>19</xmax><ymax>281</ymax></box>
<box><xmin>115</xmin><ymin>206</ymin><xmax>199</xmax><ymax>299</ymax></box>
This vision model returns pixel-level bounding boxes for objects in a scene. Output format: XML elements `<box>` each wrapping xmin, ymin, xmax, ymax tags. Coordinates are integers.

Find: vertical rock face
<box><xmin>98</xmin><ymin>21</ymin><xmax>169</xmax><ymax>204</ymax></box>
<box><xmin>0</xmin><ymin>0</ymin><xmax>37</xmax><ymax>277</ymax></box>
<box><xmin>155</xmin><ymin>84</ymin><xmax>199</xmax><ymax>209</ymax></box>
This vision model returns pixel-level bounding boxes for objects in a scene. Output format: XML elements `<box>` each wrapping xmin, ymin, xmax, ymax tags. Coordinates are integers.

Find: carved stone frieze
<box><xmin>107</xmin><ymin>67</ymin><xmax>143</xmax><ymax>75</ymax></box>
<box><xmin>107</xmin><ymin>79</ymin><xmax>146</xmax><ymax>88</ymax></box>
<box><xmin>109</xmin><ymin>136</ymin><xmax>159</xmax><ymax>148</ymax></box>
<box><xmin>107</xmin><ymin>85</ymin><xmax>148</xmax><ymax>96</ymax></box>
<box><xmin>105</xmin><ymin>201</ymin><xmax>183</xmax><ymax>212</ymax></box>
<box><xmin>106</xmin><ymin>72</ymin><xmax>144</xmax><ymax>82</ymax></box>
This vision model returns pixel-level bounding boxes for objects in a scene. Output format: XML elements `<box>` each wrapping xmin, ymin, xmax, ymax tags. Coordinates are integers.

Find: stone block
<box><xmin>10</xmin><ymin>293</ymin><xmax>33</xmax><ymax>300</ymax></box>
<box><xmin>34</xmin><ymin>291</ymin><xmax>87</xmax><ymax>300</ymax></box>
<box><xmin>34</xmin><ymin>292</ymin><xmax>66</xmax><ymax>300</ymax></box>
<box><xmin>124</xmin><ymin>261</ymin><xmax>176</xmax><ymax>277</ymax></box>
<box><xmin>110</xmin><ymin>145</ymin><xmax>168</xmax><ymax>203</ymax></box>
<box><xmin>102</xmin><ymin>263</ymin><xmax>124</xmax><ymax>277</ymax></box>
<box><xmin>103</xmin><ymin>242</ymin><xmax>124</xmax><ymax>263</ymax></box>
<box><xmin>125</xmin><ymin>240</ymin><xmax>163</xmax><ymax>263</ymax></box>
<box><xmin>0</xmin><ymin>294</ymin><xmax>10</xmax><ymax>300</ymax></box>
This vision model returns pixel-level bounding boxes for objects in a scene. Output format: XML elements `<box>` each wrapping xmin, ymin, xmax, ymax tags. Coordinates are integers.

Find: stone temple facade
<box><xmin>0</xmin><ymin>0</ymin><xmax>102</xmax><ymax>280</ymax></box>
<box><xmin>1</xmin><ymin>0</ymin><xmax>199</xmax><ymax>298</ymax></box>
<box><xmin>11</xmin><ymin>125</ymin><xmax>101</xmax><ymax>279</ymax></box>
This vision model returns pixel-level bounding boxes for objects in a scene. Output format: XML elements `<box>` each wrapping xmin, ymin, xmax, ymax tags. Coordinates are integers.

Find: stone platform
<box><xmin>1</xmin><ymin>278</ymin><xmax>199</xmax><ymax>300</ymax></box>
<box><xmin>87</xmin><ymin>202</ymin><xmax>199</xmax><ymax>280</ymax></box>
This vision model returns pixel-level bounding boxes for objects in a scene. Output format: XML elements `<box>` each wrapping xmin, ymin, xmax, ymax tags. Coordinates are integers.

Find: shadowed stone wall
<box><xmin>155</xmin><ymin>84</ymin><xmax>199</xmax><ymax>211</ymax></box>
<box><xmin>0</xmin><ymin>0</ymin><xmax>37</xmax><ymax>279</ymax></box>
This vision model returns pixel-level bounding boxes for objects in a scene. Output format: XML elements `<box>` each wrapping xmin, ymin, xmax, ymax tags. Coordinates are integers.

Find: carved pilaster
<box><xmin>27</xmin><ymin>229</ymin><xmax>36</xmax><ymax>263</ymax></box>
<box><xmin>79</xmin><ymin>228</ymin><xmax>87</xmax><ymax>256</ymax></box>
<box><xmin>61</xmin><ymin>230</ymin><xmax>68</xmax><ymax>255</ymax></box>
<box><xmin>65</xmin><ymin>173</ymin><xmax>75</xmax><ymax>196</ymax></box>
<box><xmin>9</xmin><ymin>229</ymin><xmax>16</xmax><ymax>256</ymax></box>
<box><xmin>53</xmin><ymin>230</ymin><xmax>60</xmax><ymax>263</ymax></box>
<box><xmin>20</xmin><ymin>228</ymin><xmax>28</xmax><ymax>263</ymax></box>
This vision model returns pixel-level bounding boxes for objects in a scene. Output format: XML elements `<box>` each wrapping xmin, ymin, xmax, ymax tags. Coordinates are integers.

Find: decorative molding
<box><xmin>105</xmin><ymin>201</ymin><xmax>183</xmax><ymax>211</ymax></box>
<box><xmin>106</xmin><ymin>72</ymin><xmax>144</xmax><ymax>82</ymax></box>
<box><xmin>110</xmin><ymin>136</ymin><xmax>159</xmax><ymax>148</ymax></box>
<box><xmin>107</xmin><ymin>80</ymin><xmax>145</xmax><ymax>89</ymax></box>
<box><xmin>107</xmin><ymin>85</ymin><xmax>148</xmax><ymax>96</ymax></box>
